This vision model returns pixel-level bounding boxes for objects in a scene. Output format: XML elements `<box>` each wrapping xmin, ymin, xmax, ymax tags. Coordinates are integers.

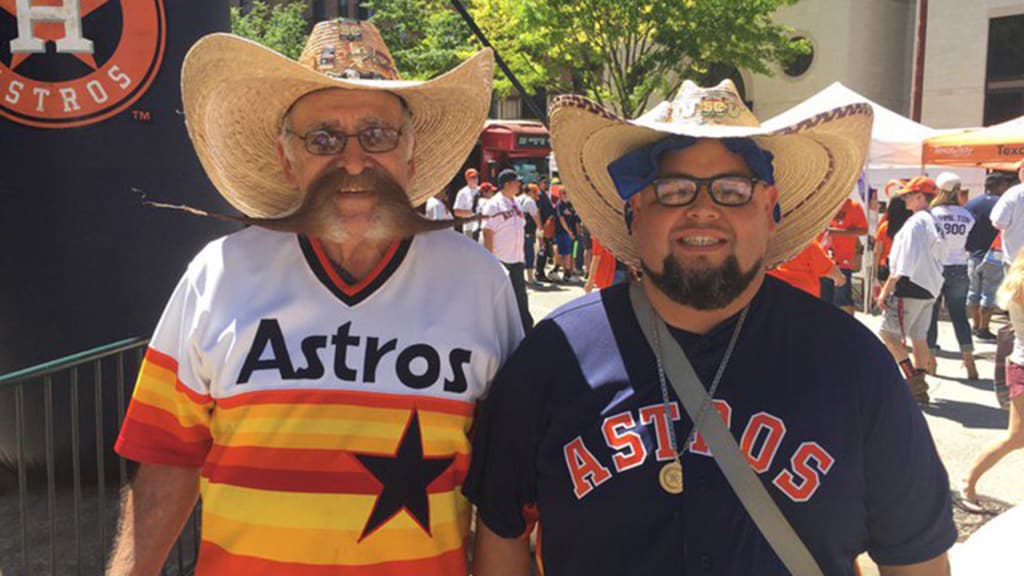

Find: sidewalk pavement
<box><xmin>949</xmin><ymin>504</ymin><xmax>1022</xmax><ymax>575</ymax></box>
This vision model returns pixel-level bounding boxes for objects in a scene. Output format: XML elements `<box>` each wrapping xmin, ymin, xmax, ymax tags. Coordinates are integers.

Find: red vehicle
<box><xmin>451</xmin><ymin>120</ymin><xmax>551</xmax><ymax>193</ymax></box>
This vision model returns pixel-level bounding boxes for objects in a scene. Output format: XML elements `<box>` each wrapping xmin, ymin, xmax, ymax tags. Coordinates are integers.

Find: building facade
<box><xmin>747</xmin><ymin>0</ymin><xmax>1024</xmax><ymax>129</ymax></box>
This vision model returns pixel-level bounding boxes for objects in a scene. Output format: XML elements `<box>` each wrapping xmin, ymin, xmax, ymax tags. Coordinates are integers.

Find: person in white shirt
<box><xmin>454</xmin><ymin>168</ymin><xmax>481</xmax><ymax>239</ymax></box>
<box><xmin>483</xmin><ymin>169</ymin><xmax>533</xmax><ymax>331</ymax></box>
<box><xmin>876</xmin><ymin>177</ymin><xmax>946</xmax><ymax>405</ymax></box>
<box><xmin>991</xmin><ymin>160</ymin><xmax>1024</xmax><ymax>265</ymax></box>
<box><xmin>516</xmin><ymin>183</ymin><xmax>542</xmax><ymax>285</ymax></box>
<box><xmin>425</xmin><ymin>190</ymin><xmax>453</xmax><ymax>221</ymax></box>
<box><xmin>926</xmin><ymin>172</ymin><xmax>978</xmax><ymax>379</ymax></box>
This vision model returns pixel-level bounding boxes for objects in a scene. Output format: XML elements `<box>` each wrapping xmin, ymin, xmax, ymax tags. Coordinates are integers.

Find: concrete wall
<box><xmin>921</xmin><ymin>0</ymin><xmax>1024</xmax><ymax>128</ymax></box>
<box><xmin>748</xmin><ymin>0</ymin><xmax>915</xmax><ymax>119</ymax></box>
<box><xmin>748</xmin><ymin>0</ymin><xmax>854</xmax><ymax>118</ymax></box>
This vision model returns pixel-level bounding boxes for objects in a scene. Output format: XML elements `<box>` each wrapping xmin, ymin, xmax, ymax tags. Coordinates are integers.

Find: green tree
<box><xmin>365</xmin><ymin>0</ymin><xmax>478</xmax><ymax>80</ymax></box>
<box><xmin>475</xmin><ymin>0</ymin><xmax>807</xmax><ymax>118</ymax></box>
<box><xmin>230</xmin><ymin>1</ymin><xmax>310</xmax><ymax>60</ymax></box>
<box><xmin>342</xmin><ymin>1</ymin><xmax>806</xmax><ymax>119</ymax></box>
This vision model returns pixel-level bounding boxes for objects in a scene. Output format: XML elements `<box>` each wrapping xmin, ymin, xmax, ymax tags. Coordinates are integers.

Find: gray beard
<box><xmin>642</xmin><ymin>253</ymin><xmax>762</xmax><ymax>311</ymax></box>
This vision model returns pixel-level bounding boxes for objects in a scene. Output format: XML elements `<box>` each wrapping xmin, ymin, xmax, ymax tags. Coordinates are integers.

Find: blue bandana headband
<box><xmin>608</xmin><ymin>135</ymin><xmax>781</xmax><ymax>230</ymax></box>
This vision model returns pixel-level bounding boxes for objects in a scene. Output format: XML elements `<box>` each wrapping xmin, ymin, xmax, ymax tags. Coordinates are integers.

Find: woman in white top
<box><xmin>925</xmin><ymin>174</ymin><xmax>978</xmax><ymax>379</ymax></box>
<box><xmin>960</xmin><ymin>248</ymin><xmax>1024</xmax><ymax>509</ymax></box>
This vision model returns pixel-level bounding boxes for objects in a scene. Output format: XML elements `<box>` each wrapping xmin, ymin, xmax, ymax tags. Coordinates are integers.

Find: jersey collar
<box><xmin>298</xmin><ymin>235</ymin><xmax>413</xmax><ymax>306</ymax></box>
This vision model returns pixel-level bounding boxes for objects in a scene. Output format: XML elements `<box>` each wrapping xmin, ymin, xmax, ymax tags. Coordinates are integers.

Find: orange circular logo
<box><xmin>0</xmin><ymin>0</ymin><xmax>166</xmax><ymax>128</ymax></box>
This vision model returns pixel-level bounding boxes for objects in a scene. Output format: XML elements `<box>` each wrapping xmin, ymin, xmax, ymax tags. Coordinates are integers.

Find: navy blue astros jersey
<box><xmin>464</xmin><ymin>277</ymin><xmax>956</xmax><ymax>575</ymax></box>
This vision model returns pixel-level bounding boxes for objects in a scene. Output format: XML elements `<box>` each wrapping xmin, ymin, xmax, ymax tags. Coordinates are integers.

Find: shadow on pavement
<box><xmin>933</xmin><ymin>374</ymin><xmax>998</xmax><ymax>393</ymax></box>
<box><xmin>924</xmin><ymin>398</ymin><xmax>1008</xmax><ymax>430</ymax></box>
<box><xmin>528</xmin><ymin>283</ymin><xmax>567</xmax><ymax>293</ymax></box>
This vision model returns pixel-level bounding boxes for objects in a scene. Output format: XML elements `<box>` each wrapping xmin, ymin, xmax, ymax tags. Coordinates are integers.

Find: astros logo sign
<box><xmin>0</xmin><ymin>0</ymin><xmax>166</xmax><ymax>128</ymax></box>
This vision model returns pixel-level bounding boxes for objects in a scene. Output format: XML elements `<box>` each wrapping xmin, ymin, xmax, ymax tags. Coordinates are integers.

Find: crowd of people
<box><xmin>767</xmin><ymin>164</ymin><xmax>1024</xmax><ymax>513</ymax></box>
<box><xmin>427</xmin><ymin>166</ymin><xmax>630</xmax><ymax>332</ymax></box>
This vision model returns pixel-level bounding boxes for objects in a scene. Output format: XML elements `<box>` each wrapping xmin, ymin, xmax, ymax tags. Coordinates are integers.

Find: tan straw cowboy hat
<box><xmin>182</xmin><ymin>18</ymin><xmax>494</xmax><ymax>218</ymax></box>
<box><xmin>550</xmin><ymin>79</ymin><xmax>873</xmax><ymax>268</ymax></box>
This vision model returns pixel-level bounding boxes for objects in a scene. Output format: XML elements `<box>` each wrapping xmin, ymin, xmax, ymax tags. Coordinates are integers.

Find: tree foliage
<box><xmin>328</xmin><ymin>0</ymin><xmax>806</xmax><ymax>119</ymax></box>
<box><xmin>479</xmin><ymin>0</ymin><xmax>808</xmax><ymax>118</ymax></box>
<box><xmin>230</xmin><ymin>1</ymin><xmax>310</xmax><ymax>60</ymax></box>
<box><xmin>365</xmin><ymin>0</ymin><xmax>478</xmax><ymax>80</ymax></box>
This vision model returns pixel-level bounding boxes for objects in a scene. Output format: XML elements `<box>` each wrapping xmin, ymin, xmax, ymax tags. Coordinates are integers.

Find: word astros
<box><xmin>237</xmin><ymin>318</ymin><xmax>473</xmax><ymax>394</ymax></box>
<box><xmin>563</xmin><ymin>400</ymin><xmax>835</xmax><ymax>503</ymax></box>
<box><xmin>0</xmin><ymin>0</ymin><xmax>166</xmax><ymax>128</ymax></box>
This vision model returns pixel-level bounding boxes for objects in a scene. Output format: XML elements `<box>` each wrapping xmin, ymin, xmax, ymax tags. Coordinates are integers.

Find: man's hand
<box><xmin>876</xmin><ymin>291</ymin><xmax>889</xmax><ymax>311</ymax></box>
<box><xmin>827</xmin><ymin>266</ymin><xmax>847</xmax><ymax>287</ymax></box>
<box><xmin>106</xmin><ymin>463</ymin><xmax>200</xmax><ymax>576</ymax></box>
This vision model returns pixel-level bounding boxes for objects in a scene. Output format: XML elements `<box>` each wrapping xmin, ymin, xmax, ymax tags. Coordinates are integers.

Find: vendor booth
<box><xmin>922</xmin><ymin>115</ymin><xmax>1024</xmax><ymax>170</ymax></box>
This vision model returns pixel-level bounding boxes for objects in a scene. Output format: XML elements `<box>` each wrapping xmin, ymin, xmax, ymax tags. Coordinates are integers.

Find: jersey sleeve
<box><xmin>991</xmin><ymin>192</ymin><xmax>1014</xmax><ymax>231</ymax></box>
<box><xmin>481</xmin><ymin>199</ymin><xmax>501</xmax><ymax>231</ymax></box>
<box><xmin>115</xmin><ymin>266</ymin><xmax>214</xmax><ymax>468</ymax></box>
<box><xmin>463</xmin><ymin>322</ymin><xmax>556</xmax><ymax>538</ymax></box>
<box><xmin>860</xmin><ymin>347</ymin><xmax>957</xmax><ymax>565</ymax></box>
<box><xmin>888</xmin><ymin>220</ymin><xmax>923</xmax><ymax>279</ymax></box>
<box><xmin>453</xmin><ymin>189</ymin><xmax>473</xmax><ymax>211</ymax></box>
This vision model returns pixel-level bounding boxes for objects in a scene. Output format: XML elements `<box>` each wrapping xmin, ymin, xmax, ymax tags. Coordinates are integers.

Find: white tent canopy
<box><xmin>763</xmin><ymin>82</ymin><xmax>941</xmax><ymax>169</ymax></box>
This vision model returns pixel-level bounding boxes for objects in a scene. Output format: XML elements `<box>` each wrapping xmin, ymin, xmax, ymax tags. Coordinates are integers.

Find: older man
<box><xmin>108</xmin><ymin>20</ymin><xmax>522</xmax><ymax>575</ymax></box>
<box><xmin>465</xmin><ymin>81</ymin><xmax>954</xmax><ymax>575</ymax></box>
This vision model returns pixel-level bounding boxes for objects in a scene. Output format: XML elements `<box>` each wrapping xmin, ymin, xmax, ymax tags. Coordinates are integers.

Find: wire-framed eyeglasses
<box><xmin>286</xmin><ymin>126</ymin><xmax>403</xmax><ymax>155</ymax></box>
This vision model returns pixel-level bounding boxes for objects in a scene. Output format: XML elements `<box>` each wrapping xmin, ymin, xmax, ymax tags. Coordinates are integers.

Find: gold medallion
<box><xmin>659</xmin><ymin>459</ymin><xmax>683</xmax><ymax>494</ymax></box>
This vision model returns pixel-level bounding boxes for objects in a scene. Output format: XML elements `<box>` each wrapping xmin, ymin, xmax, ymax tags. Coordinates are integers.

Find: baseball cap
<box><xmin>465</xmin><ymin>168</ymin><xmax>479</xmax><ymax>179</ymax></box>
<box><xmin>497</xmin><ymin>169</ymin><xmax>521</xmax><ymax>187</ymax></box>
<box><xmin>935</xmin><ymin>172</ymin><xmax>962</xmax><ymax>193</ymax></box>
<box><xmin>894</xmin><ymin>176</ymin><xmax>937</xmax><ymax>197</ymax></box>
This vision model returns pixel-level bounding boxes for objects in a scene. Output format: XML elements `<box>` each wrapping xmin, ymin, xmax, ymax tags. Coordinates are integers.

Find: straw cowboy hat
<box><xmin>549</xmin><ymin>79</ymin><xmax>874</xmax><ymax>268</ymax></box>
<box><xmin>182</xmin><ymin>18</ymin><xmax>494</xmax><ymax>218</ymax></box>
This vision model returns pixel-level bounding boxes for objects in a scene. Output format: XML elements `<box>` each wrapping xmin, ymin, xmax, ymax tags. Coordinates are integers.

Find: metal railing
<box><xmin>0</xmin><ymin>339</ymin><xmax>200</xmax><ymax>576</ymax></box>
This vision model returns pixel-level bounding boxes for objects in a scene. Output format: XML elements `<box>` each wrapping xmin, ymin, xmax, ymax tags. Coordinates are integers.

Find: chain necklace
<box><xmin>648</xmin><ymin>303</ymin><xmax>749</xmax><ymax>494</ymax></box>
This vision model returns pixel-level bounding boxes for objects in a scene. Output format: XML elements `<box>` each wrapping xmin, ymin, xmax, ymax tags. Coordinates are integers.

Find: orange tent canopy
<box><xmin>921</xmin><ymin>116</ymin><xmax>1024</xmax><ymax>169</ymax></box>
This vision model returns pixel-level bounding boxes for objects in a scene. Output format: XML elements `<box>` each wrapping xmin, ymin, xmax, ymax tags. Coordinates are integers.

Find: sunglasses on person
<box><xmin>651</xmin><ymin>174</ymin><xmax>762</xmax><ymax>207</ymax></box>
<box><xmin>287</xmin><ymin>125</ymin><xmax>403</xmax><ymax>155</ymax></box>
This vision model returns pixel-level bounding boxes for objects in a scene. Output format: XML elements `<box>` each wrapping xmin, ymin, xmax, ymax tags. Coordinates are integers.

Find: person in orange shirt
<box><xmin>820</xmin><ymin>196</ymin><xmax>868</xmax><ymax>314</ymax></box>
<box><xmin>769</xmin><ymin>240</ymin><xmax>846</xmax><ymax>298</ymax></box>
<box><xmin>584</xmin><ymin>238</ymin><xmax>630</xmax><ymax>293</ymax></box>
<box><xmin>875</xmin><ymin>218</ymin><xmax>892</xmax><ymax>278</ymax></box>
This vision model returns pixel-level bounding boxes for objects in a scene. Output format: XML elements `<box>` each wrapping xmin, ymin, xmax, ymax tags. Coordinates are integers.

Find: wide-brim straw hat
<box><xmin>550</xmin><ymin>79</ymin><xmax>874</xmax><ymax>268</ymax></box>
<box><xmin>182</xmin><ymin>19</ymin><xmax>494</xmax><ymax>218</ymax></box>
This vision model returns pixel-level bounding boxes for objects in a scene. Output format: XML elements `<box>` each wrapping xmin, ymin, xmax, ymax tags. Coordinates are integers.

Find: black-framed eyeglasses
<box><xmin>652</xmin><ymin>175</ymin><xmax>762</xmax><ymax>207</ymax></box>
<box><xmin>286</xmin><ymin>126</ymin><xmax>403</xmax><ymax>155</ymax></box>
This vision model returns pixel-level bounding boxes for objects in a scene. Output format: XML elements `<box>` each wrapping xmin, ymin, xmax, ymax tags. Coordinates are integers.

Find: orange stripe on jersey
<box><xmin>121</xmin><ymin>400</ymin><xmax>211</xmax><ymax>444</ymax></box>
<box><xmin>142</xmin><ymin>347</ymin><xmax>212</xmax><ymax>405</ymax></box>
<box><xmin>310</xmin><ymin>237</ymin><xmax>401</xmax><ymax>297</ymax></box>
<box><xmin>215</xmin><ymin>387</ymin><xmax>474</xmax><ymax>416</ymax></box>
<box><xmin>205</xmin><ymin>444</ymin><xmax>469</xmax><ymax>474</ymax></box>
<box><xmin>116</xmin><ymin>420</ymin><xmax>211</xmax><ymax>467</ymax></box>
<box><xmin>201</xmin><ymin>459</ymin><xmax>467</xmax><ymax>494</ymax></box>
<box><xmin>196</xmin><ymin>540</ymin><xmax>468</xmax><ymax>576</ymax></box>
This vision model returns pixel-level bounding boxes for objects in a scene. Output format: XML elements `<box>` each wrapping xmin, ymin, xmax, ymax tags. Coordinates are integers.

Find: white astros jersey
<box><xmin>116</xmin><ymin>227</ymin><xmax>524</xmax><ymax>574</ymax></box>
